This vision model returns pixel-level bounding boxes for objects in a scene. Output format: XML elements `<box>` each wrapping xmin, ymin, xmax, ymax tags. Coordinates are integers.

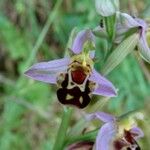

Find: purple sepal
<box><xmin>130</xmin><ymin>127</ymin><xmax>144</xmax><ymax>139</ymax></box>
<box><xmin>89</xmin><ymin>69</ymin><xmax>118</xmax><ymax>97</ymax></box>
<box><xmin>24</xmin><ymin>58</ymin><xmax>70</xmax><ymax>84</ymax></box>
<box><xmin>138</xmin><ymin>32</ymin><xmax>150</xmax><ymax>62</ymax></box>
<box><xmin>71</xmin><ymin>29</ymin><xmax>95</xmax><ymax>54</ymax></box>
<box><xmin>86</xmin><ymin>112</ymin><xmax>116</xmax><ymax>123</ymax></box>
<box><xmin>96</xmin><ymin>122</ymin><xmax>117</xmax><ymax>150</ymax></box>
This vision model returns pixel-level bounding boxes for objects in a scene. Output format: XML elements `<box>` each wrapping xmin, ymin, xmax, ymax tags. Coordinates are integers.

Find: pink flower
<box><xmin>87</xmin><ymin>112</ymin><xmax>144</xmax><ymax>150</ymax></box>
<box><xmin>25</xmin><ymin>29</ymin><xmax>117</xmax><ymax>108</ymax></box>
<box><xmin>116</xmin><ymin>13</ymin><xmax>150</xmax><ymax>63</ymax></box>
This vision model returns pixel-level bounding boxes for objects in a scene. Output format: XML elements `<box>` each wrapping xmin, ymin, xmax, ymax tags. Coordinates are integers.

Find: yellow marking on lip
<box><xmin>79</xmin><ymin>96</ymin><xmax>83</xmax><ymax>104</ymax></box>
<box><xmin>66</xmin><ymin>94</ymin><xmax>74</xmax><ymax>100</ymax></box>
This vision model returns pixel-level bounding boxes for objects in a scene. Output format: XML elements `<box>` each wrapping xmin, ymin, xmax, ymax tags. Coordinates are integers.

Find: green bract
<box><xmin>102</xmin><ymin>33</ymin><xmax>139</xmax><ymax>75</ymax></box>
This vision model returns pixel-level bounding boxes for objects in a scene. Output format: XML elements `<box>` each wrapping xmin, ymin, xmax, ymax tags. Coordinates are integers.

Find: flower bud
<box><xmin>95</xmin><ymin>0</ymin><xmax>119</xmax><ymax>16</ymax></box>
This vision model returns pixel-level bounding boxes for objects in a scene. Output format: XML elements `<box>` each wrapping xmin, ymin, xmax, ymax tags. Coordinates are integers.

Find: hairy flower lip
<box><xmin>86</xmin><ymin>112</ymin><xmax>144</xmax><ymax>150</ymax></box>
<box><xmin>71</xmin><ymin>68</ymin><xmax>87</xmax><ymax>85</ymax></box>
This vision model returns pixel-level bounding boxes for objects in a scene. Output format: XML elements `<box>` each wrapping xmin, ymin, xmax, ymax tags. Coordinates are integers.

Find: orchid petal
<box><xmin>138</xmin><ymin>32</ymin><xmax>150</xmax><ymax>63</ymax></box>
<box><xmin>119</xmin><ymin>13</ymin><xmax>141</xmax><ymax>29</ymax></box>
<box><xmin>71</xmin><ymin>29</ymin><xmax>95</xmax><ymax>54</ymax></box>
<box><xmin>89</xmin><ymin>69</ymin><xmax>118</xmax><ymax>97</ymax></box>
<box><xmin>86</xmin><ymin>112</ymin><xmax>116</xmax><ymax>123</ymax></box>
<box><xmin>96</xmin><ymin>122</ymin><xmax>117</xmax><ymax>150</ymax></box>
<box><xmin>116</xmin><ymin>13</ymin><xmax>150</xmax><ymax>62</ymax></box>
<box><xmin>24</xmin><ymin>57</ymin><xmax>70</xmax><ymax>84</ymax></box>
<box><xmin>130</xmin><ymin>127</ymin><xmax>144</xmax><ymax>140</ymax></box>
<box><xmin>116</xmin><ymin>13</ymin><xmax>147</xmax><ymax>38</ymax></box>
<box><xmin>132</xmin><ymin>18</ymin><xmax>150</xmax><ymax>62</ymax></box>
<box><xmin>115</xmin><ymin>22</ymin><xmax>131</xmax><ymax>43</ymax></box>
<box><xmin>135</xmin><ymin>18</ymin><xmax>148</xmax><ymax>29</ymax></box>
<box><xmin>115</xmin><ymin>13</ymin><xmax>143</xmax><ymax>43</ymax></box>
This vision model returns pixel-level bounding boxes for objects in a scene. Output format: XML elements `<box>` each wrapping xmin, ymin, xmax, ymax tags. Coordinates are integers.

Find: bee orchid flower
<box><xmin>87</xmin><ymin>112</ymin><xmax>144</xmax><ymax>150</ymax></box>
<box><xmin>25</xmin><ymin>29</ymin><xmax>117</xmax><ymax>108</ymax></box>
<box><xmin>116</xmin><ymin>13</ymin><xmax>150</xmax><ymax>63</ymax></box>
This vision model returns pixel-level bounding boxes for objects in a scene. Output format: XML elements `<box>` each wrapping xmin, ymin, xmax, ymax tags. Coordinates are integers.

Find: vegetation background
<box><xmin>0</xmin><ymin>0</ymin><xmax>150</xmax><ymax>149</ymax></box>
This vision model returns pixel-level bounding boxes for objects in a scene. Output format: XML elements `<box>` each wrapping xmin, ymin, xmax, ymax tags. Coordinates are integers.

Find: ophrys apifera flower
<box><xmin>25</xmin><ymin>29</ymin><xmax>117</xmax><ymax>108</ymax></box>
<box><xmin>87</xmin><ymin>112</ymin><xmax>144</xmax><ymax>150</ymax></box>
<box><xmin>116</xmin><ymin>13</ymin><xmax>150</xmax><ymax>63</ymax></box>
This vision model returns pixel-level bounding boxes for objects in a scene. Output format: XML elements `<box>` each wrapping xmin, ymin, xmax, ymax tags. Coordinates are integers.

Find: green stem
<box><xmin>53</xmin><ymin>107</ymin><xmax>73</xmax><ymax>150</ymax></box>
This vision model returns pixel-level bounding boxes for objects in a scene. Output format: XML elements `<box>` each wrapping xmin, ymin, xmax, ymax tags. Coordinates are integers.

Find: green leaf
<box><xmin>102</xmin><ymin>33</ymin><xmax>139</xmax><ymax>75</ymax></box>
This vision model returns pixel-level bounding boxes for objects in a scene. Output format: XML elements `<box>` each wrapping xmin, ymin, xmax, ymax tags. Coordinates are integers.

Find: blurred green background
<box><xmin>0</xmin><ymin>0</ymin><xmax>150</xmax><ymax>149</ymax></box>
